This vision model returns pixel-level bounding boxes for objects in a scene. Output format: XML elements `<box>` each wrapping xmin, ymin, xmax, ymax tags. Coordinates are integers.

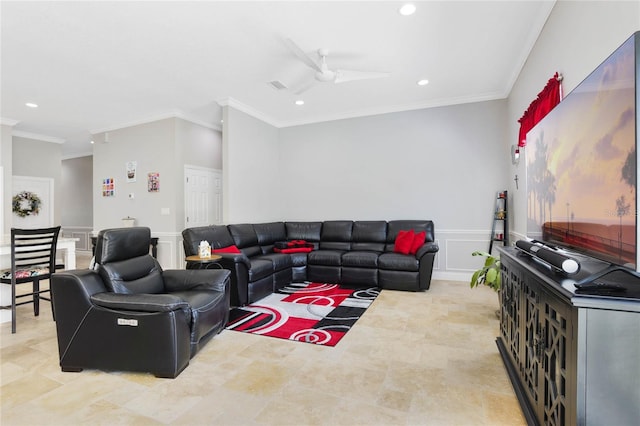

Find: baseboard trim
<box><xmin>432</xmin><ymin>271</ymin><xmax>469</xmax><ymax>282</ymax></box>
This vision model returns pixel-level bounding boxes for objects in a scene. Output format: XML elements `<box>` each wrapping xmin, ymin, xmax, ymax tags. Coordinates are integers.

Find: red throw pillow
<box><xmin>212</xmin><ymin>245</ymin><xmax>241</xmax><ymax>254</ymax></box>
<box><xmin>394</xmin><ymin>230</ymin><xmax>414</xmax><ymax>255</ymax></box>
<box><xmin>274</xmin><ymin>247</ymin><xmax>314</xmax><ymax>254</ymax></box>
<box><xmin>410</xmin><ymin>231</ymin><xmax>426</xmax><ymax>255</ymax></box>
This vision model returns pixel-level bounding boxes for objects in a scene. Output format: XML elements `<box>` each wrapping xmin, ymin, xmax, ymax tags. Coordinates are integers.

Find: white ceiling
<box><xmin>1</xmin><ymin>1</ymin><xmax>555</xmax><ymax>157</ymax></box>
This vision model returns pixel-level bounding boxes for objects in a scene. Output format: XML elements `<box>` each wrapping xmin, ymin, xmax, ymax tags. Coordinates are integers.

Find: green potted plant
<box><xmin>470</xmin><ymin>251</ymin><xmax>501</xmax><ymax>292</ymax></box>
<box><xmin>471</xmin><ymin>251</ymin><xmax>501</xmax><ymax>318</ymax></box>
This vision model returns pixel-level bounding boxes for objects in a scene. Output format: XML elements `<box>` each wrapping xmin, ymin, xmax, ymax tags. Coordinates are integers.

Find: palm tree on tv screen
<box><xmin>616</xmin><ymin>195</ymin><xmax>631</xmax><ymax>259</ymax></box>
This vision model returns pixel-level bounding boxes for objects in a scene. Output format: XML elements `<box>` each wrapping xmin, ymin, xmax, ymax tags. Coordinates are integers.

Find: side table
<box><xmin>185</xmin><ymin>254</ymin><xmax>223</xmax><ymax>269</ymax></box>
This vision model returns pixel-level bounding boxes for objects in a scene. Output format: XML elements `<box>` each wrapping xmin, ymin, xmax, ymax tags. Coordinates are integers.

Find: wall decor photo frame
<box><xmin>102</xmin><ymin>177</ymin><xmax>115</xmax><ymax>197</ymax></box>
<box><xmin>148</xmin><ymin>172</ymin><xmax>159</xmax><ymax>192</ymax></box>
<box><xmin>126</xmin><ymin>161</ymin><xmax>137</xmax><ymax>183</ymax></box>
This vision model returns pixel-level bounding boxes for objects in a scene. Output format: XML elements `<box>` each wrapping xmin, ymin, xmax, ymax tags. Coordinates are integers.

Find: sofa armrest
<box><xmin>163</xmin><ymin>269</ymin><xmax>230</xmax><ymax>293</ymax></box>
<box><xmin>416</xmin><ymin>242</ymin><xmax>439</xmax><ymax>258</ymax></box>
<box><xmin>90</xmin><ymin>292</ymin><xmax>189</xmax><ymax>313</ymax></box>
<box><xmin>217</xmin><ymin>253</ymin><xmax>251</xmax><ymax>268</ymax></box>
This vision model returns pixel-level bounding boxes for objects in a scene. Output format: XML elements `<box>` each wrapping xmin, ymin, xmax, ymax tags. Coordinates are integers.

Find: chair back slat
<box><xmin>1</xmin><ymin>226</ymin><xmax>61</xmax><ymax>333</ymax></box>
<box><xmin>10</xmin><ymin>227</ymin><xmax>61</xmax><ymax>274</ymax></box>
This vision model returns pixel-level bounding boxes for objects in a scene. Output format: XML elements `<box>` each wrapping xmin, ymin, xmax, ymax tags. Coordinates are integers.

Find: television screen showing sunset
<box><xmin>526</xmin><ymin>34</ymin><xmax>637</xmax><ymax>266</ymax></box>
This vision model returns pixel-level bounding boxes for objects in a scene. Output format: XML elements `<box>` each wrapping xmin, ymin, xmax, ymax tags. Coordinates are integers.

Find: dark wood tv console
<box><xmin>497</xmin><ymin>246</ymin><xmax>640</xmax><ymax>426</ymax></box>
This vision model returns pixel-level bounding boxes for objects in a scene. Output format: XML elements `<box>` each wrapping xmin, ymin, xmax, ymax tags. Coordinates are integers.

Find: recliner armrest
<box><xmin>416</xmin><ymin>242</ymin><xmax>439</xmax><ymax>258</ymax></box>
<box><xmin>90</xmin><ymin>292</ymin><xmax>189</xmax><ymax>312</ymax></box>
<box><xmin>163</xmin><ymin>269</ymin><xmax>230</xmax><ymax>293</ymax></box>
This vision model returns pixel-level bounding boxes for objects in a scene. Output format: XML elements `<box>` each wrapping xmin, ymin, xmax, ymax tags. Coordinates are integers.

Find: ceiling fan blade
<box><xmin>334</xmin><ymin>69</ymin><xmax>390</xmax><ymax>84</ymax></box>
<box><xmin>285</xmin><ymin>38</ymin><xmax>322</xmax><ymax>73</ymax></box>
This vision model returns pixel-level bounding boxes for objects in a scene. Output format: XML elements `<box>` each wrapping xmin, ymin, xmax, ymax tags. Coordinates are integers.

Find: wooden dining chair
<box><xmin>0</xmin><ymin>226</ymin><xmax>61</xmax><ymax>333</ymax></box>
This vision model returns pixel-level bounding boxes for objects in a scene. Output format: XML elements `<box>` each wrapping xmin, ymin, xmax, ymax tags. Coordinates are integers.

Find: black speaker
<box><xmin>515</xmin><ymin>240</ymin><xmax>580</xmax><ymax>274</ymax></box>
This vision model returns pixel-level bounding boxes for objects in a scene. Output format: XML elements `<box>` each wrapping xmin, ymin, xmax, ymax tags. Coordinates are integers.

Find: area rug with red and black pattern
<box><xmin>225</xmin><ymin>282</ymin><xmax>379</xmax><ymax>347</ymax></box>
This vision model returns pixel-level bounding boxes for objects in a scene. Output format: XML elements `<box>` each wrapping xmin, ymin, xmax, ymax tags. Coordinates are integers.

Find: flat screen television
<box><xmin>526</xmin><ymin>31</ymin><xmax>639</xmax><ymax>271</ymax></box>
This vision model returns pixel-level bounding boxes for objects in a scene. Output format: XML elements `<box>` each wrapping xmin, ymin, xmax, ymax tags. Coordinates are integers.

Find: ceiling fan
<box><xmin>285</xmin><ymin>38</ymin><xmax>390</xmax><ymax>94</ymax></box>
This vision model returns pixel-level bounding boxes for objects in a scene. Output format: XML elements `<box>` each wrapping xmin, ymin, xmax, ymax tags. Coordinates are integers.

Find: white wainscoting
<box><xmin>79</xmin><ymin>228</ymin><xmax>517</xmax><ymax>281</ymax></box>
<box><xmin>153</xmin><ymin>232</ymin><xmax>182</xmax><ymax>269</ymax></box>
<box><xmin>431</xmin><ymin>229</ymin><xmax>516</xmax><ymax>282</ymax></box>
<box><xmin>61</xmin><ymin>226</ymin><xmax>92</xmax><ymax>252</ymax></box>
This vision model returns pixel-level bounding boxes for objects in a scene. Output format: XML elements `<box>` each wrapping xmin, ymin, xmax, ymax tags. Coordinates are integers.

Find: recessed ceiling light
<box><xmin>90</xmin><ymin>140</ymin><xmax>95</xmax><ymax>144</ymax></box>
<box><xmin>25</xmin><ymin>102</ymin><xmax>38</xmax><ymax>108</ymax></box>
<box><xmin>417</xmin><ymin>79</ymin><xmax>429</xmax><ymax>86</ymax></box>
<box><xmin>399</xmin><ymin>3</ymin><xmax>416</xmax><ymax>16</ymax></box>
<box><xmin>295</xmin><ymin>100</ymin><xmax>305</xmax><ymax>106</ymax></box>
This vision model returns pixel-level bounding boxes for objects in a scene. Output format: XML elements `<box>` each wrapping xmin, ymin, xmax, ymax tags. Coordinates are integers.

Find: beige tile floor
<box><xmin>1</xmin><ymin>253</ymin><xmax>526</xmax><ymax>425</ymax></box>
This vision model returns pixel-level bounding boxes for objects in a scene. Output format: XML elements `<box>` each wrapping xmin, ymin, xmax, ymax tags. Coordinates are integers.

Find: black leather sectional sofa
<box><xmin>183</xmin><ymin>220</ymin><xmax>438</xmax><ymax>307</ymax></box>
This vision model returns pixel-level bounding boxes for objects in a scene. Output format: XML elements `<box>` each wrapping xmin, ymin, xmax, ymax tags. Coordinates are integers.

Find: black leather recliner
<box><xmin>51</xmin><ymin>227</ymin><xmax>231</xmax><ymax>378</ymax></box>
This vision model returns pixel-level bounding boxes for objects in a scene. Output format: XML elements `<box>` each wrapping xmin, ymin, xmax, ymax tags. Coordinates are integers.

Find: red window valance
<box><xmin>517</xmin><ymin>72</ymin><xmax>563</xmax><ymax>147</ymax></box>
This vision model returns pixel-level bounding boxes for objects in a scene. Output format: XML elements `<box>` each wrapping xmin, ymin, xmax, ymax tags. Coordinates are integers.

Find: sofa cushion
<box><xmin>247</xmin><ymin>258</ymin><xmax>273</xmax><ymax>281</ymax></box>
<box><xmin>254</xmin><ymin>222</ymin><xmax>286</xmax><ymax>253</ymax></box>
<box><xmin>289</xmin><ymin>252</ymin><xmax>309</xmax><ymax>267</ymax></box>
<box><xmin>228</xmin><ymin>224</ymin><xmax>261</xmax><ymax>257</ymax></box>
<box><xmin>378</xmin><ymin>252</ymin><xmax>419</xmax><ymax>272</ymax></box>
<box><xmin>285</xmin><ymin>222</ymin><xmax>322</xmax><ymax>242</ymax></box>
<box><xmin>394</xmin><ymin>230</ymin><xmax>414</xmax><ymax>255</ymax></box>
<box><xmin>386</xmin><ymin>220</ymin><xmax>434</xmax><ymax>251</ymax></box>
<box><xmin>308</xmin><ymin>250</ymin><xmax>344</xmax><ymax>266</ymax></box>
<box><xmin>255</xmin><ymin>253</ymin><xmax>293</xmax><ymax>272</ymax></box>
<box><xmin>319</xmin><ymin>221</ymin><xmax>353</xmax><ymax>251</ymax></box>
<box><xmin>342</xmin><ymin>251</ymin><xmax>379</xmax><ymax>268</ymax></box>
<box><xmin>351</xmin><ymin>221</ymin><xmax>387</xmax><ymax>252</ymax></box>
<box><xmin>98</xmin><ymin>255</ymin><xmax>165</xmax><ymax>294</ymax></box>
<box><xmin>96</xmin><ymin>227</ymin><xmax>152</xmax><ymax>264</ymax></box>
<box><xmin>182</xmin><ymin>225</ymin><xmax>235</xmax><ymax>256</ymax></box>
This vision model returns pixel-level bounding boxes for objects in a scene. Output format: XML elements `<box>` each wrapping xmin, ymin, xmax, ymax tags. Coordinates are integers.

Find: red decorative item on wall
<box><xmin>517</xmin><ymin>72</ymin><xmax>563</xmax><ymax>147</ymax></box>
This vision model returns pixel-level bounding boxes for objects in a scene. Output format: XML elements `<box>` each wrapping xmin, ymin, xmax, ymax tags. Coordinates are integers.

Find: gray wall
<box><xmin>92</xmin><ymin>117</ymin><xmax>220</xmax><ymax>233</ymax></box>
<box><xmin>92</xmin><ymin>118</ymin><xmax>178</xmax><ymax>232</ymax></box>
<box><xmin>92</xmin><ymin>116</ymin><xmax>220</xmax><ymax>267</ymax></box>
<box><xmin>61</xmin><ymin>156</ymin><xmax>93</xmax><ymax>226</ymax></box>
<box><xmin>278</xmin><ymin>100</ymin><xmax>509</xmax><ymax>227</ymax></box>
<box><xmin>12</xmin><ymin>136</ymin><xmax>62</xmax><ymax>226</ymax></box>
<box><xmin>223</xmin><ymin>106</ymin><xmax>281</xmax><ymax>223</ymax></box>
<box><xmin>507</xmin><ymin>1</ymin><xmax>640</xmax><ymax>238</ymax></box>
<box><xmin>220</xmin><ymin>100</ymin><xmax>508</xmax><ymax>279</ymax></box>
<box><xmin>0</xmin><ymin>124</ymin><xmax>12</xmax><ymax>236</ymax></box>
<box><xmin>179</xmin><ymin>119</ymin><xmax>222</xmax><ymax>170</ymax></box>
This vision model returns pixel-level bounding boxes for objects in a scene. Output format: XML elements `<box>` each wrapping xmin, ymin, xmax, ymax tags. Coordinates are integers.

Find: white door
<box><xmin>184</xmin><ymin>167</ymin><xmax>222</xmax><ymax>228</ymax></box>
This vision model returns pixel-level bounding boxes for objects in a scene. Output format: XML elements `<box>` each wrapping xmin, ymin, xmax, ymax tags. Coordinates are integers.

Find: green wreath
<box><xmin>12</xmin><ymin>191</ymin><xmax>42</xmax><ymax>218</ymax></box>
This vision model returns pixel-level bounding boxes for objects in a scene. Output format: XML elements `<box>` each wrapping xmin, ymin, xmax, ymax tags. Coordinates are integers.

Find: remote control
<box><xmin>574</xmin><ymin>282</ymin><xmax>626</xmax><ymax>292</ymax></box>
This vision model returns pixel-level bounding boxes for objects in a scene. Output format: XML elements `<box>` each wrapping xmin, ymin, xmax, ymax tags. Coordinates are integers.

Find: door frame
<box><xmin>183</xmin><ymin>165</ymin><xmax>222</xmax><ymax>229</ymax></box>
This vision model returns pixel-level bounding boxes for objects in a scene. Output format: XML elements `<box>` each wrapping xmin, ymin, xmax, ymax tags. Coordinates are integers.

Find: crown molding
<box><xmin>216</xmin><ymin>92</ymin><xmax>507</xmax><ymax>130</ymax></box>
<box><xmin>216</xmin><ymin>97</ymin><xmax>282</xmax><ymax>128</ymax></box>
<box><xmin>12</xmin><ymin>130</ymin><xmax>65</xmax><ymax>144</ymax></box>
<box><xmin>276</xmin><ymin>92</ymin><xmax>506</xmax><ymax>128</ymax></box>
<box><xmin>1</xmin><ymin>117</ymin><xmax>19</xmax><ymax>126</ymax></box>
<box><xmin>90</xmin><ymin>110</ymin><xmax>221</xmax><ymax>134</ymax></box>
<box><xmin>62</xmin><ymin>151</ymin><xmax>93</xmax><ymax>160</ymax></box>
<box><xmin>173</xmin><ymin>111</ymin><xmax>221</xmax><ymax>131</ymax></box>
<box><xmin>502</xmin><ymin>1</ymin><xmax>556</xmax><ymax>99</ymax></box>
